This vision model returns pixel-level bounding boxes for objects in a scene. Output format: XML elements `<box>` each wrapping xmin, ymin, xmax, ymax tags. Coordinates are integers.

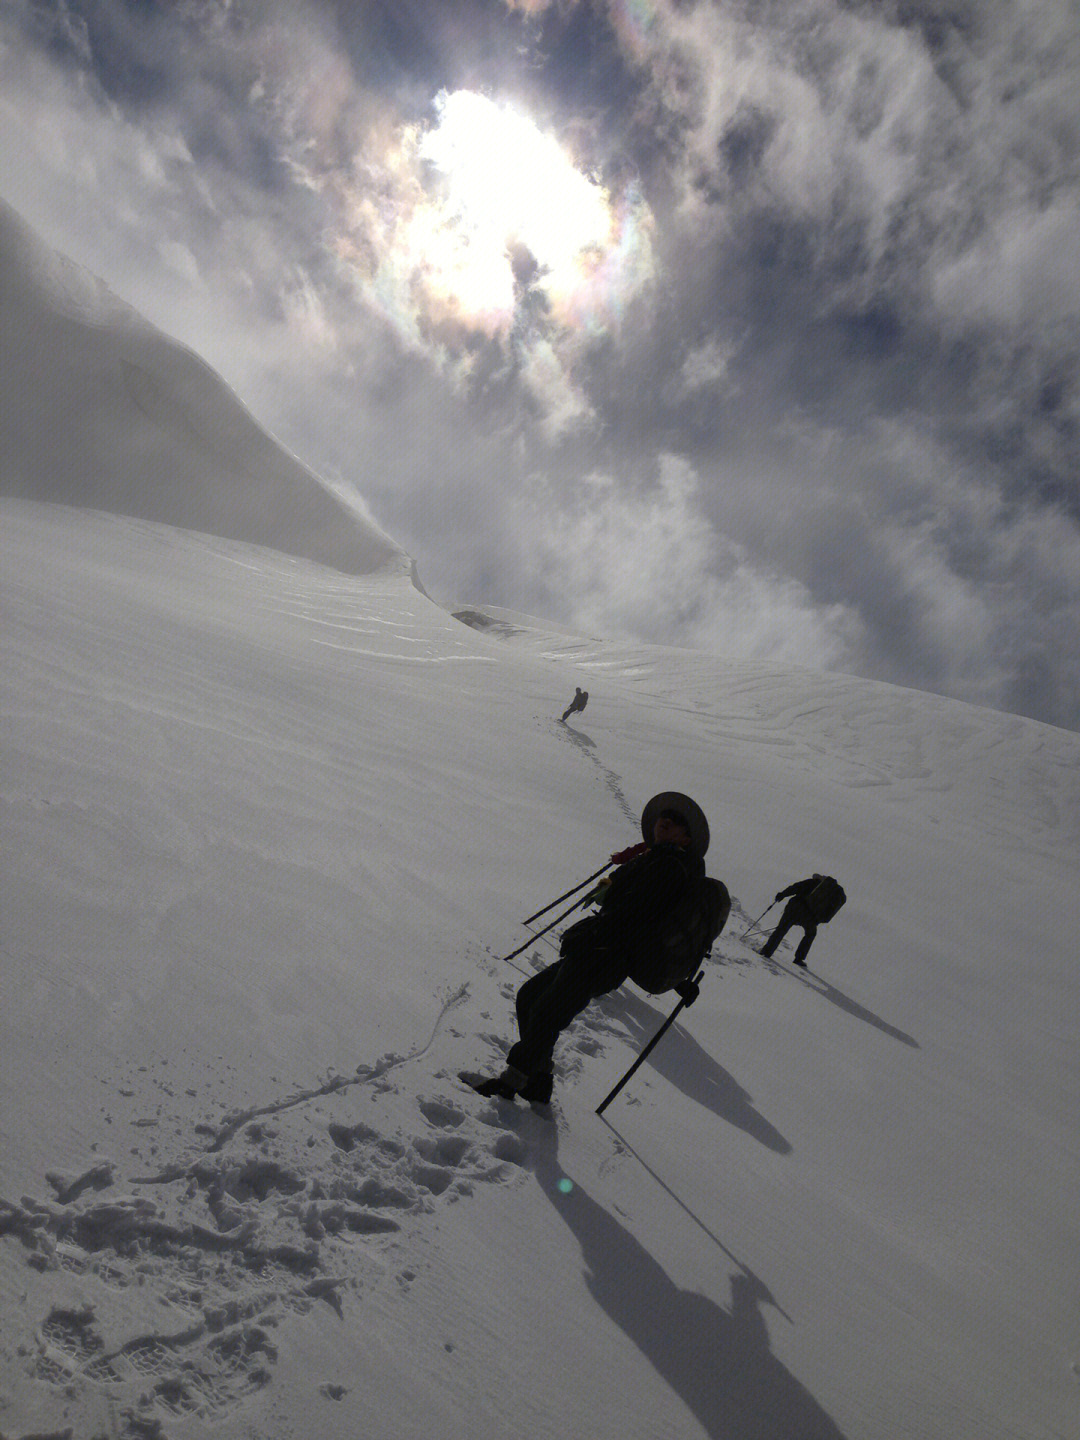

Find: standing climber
<box><xmin>759</xmin><ymin>874</ymin><xmax>846</xmax><ymax>968</ymax></box>
<box><xmin>560</xmin><ymin>687</ymin><xmax>589</xmax><ymax>722</ymax></box>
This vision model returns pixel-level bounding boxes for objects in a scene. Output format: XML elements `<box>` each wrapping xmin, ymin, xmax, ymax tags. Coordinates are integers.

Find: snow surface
<box><xmin>2</xmin><ymin>201</ymin><xmax>1079</xmax><ymax>1440</ymax></box>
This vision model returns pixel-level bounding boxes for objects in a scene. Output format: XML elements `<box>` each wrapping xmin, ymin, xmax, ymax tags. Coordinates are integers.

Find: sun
<box><xmin>409</xmin><ymin>90</ymin><xmax>616</xmax><ymax>330</ymax></box>
<box><xmin>345</xmin><ymin>88</ymin><xmax>654</xmax><ymax>364</ymax></box>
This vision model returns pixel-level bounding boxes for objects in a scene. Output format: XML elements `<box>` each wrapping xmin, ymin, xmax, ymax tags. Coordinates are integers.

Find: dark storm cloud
<box><xmin>2</xmin><ymin>0</ymin><xmax>1079</xmax><ymax>729</ymax></box>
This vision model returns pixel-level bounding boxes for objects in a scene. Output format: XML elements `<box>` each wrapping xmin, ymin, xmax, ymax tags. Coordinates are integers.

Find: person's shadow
<box><xmin>521</xmin><ymin>1114</ymin><xmax>847</xmax><ymax>1440</ymax></box>
<box><xmin>759</xmin><ymin>956</ymin><xmax>919</xmax><ymax>1049</ymax></box>
<box><xmin>557</xmin><ymin>721</ymin><xmax>597</xmax><ymax>749</ymax></box>
<box><xmin>592</xmin><ymin>988</ymin><xmax>791</xmax><ymax>1153</ymax></box>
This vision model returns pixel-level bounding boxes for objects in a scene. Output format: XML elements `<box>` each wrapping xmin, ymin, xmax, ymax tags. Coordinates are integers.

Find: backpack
<box><xmin>628</xmin><ymin>876</ymin><xmax>731</xmax><ymax>994</ymax></box>
<box><xmin>805</xmin><ymin>875</ymin><xmax>846</xmax><ymax>923</ymax></box>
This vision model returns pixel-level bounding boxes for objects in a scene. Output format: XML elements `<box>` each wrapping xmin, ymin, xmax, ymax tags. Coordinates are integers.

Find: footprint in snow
<box><xmin>1</xmin><ymin>1063</ymin><xmax>534</xmax><ymax>1436</ymax></box>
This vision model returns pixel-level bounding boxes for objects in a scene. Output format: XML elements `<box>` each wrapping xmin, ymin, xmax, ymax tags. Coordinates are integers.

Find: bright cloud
<box><xmin>677</xmin><ymin>337</ymin><xmax>737</xmax><ymax>397</ymax></box>
<box><xmin>314</xmin><ymin>85</ymin><xmax>656</xmax><ymax>426</ymax></box>
<box><xmin>345</xmin><ymin>90</ymin><xmax>654</xmax><ymax>360</ymax></box>
<box><xmin>933</xmin><ymin>196</ymin><xmax>1080</xmax><ymax>333</ymax></box>
<box><xmin>515</xmin><ymin>454</ymin><xmax>861</xmax><ymax>666</ymax></box>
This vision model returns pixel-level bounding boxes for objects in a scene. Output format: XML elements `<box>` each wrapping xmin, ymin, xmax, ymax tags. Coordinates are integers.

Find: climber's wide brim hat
<box><xmin>641</xmin><ymin>792</ymin><xmax>710</xmax><ymax>858</ymax></box>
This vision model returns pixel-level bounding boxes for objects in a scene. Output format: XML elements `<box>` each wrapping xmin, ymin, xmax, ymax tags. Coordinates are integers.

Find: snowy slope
<box><xmin>3</xmin><ymin>501</ymin><xmax>1078</xmax><ymax>1440</ymax></box>
<box><xmin>2</xmin><ymin>205</ymin><xmax>1079</xmax><ymax>1440</ymax></box>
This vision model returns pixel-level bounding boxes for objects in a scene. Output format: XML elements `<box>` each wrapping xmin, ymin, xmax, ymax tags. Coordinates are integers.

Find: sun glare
<box><xmin>349</xmin><ymin>88</ymin><xmax>654</xmax><ymax>365</ymax></box>
<box><xmin>411</xmin><ymin>90</ymin><xmax>615</xmax><ymax>328</ymax></box>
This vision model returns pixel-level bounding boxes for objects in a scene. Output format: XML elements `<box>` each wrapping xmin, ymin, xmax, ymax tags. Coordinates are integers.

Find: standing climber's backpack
<box><xmin>805</xmin><ymin>875</ymin><xmax>846</xmax><ymax>923</ymax></box>
<box><xmin>628</xmin><ymin>875</ymin><xmax>731</xmax><ymax>995</ymax></box>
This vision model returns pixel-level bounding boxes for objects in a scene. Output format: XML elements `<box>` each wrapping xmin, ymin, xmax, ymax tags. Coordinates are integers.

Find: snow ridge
<box><xmin>0</xmin><ymin>200</ymin><xmax>408</xmax><ymax>579</ymax></box>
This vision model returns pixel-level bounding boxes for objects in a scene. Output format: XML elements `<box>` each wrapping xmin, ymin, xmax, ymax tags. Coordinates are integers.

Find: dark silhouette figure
<box><xmin>464</xmin><ymin>793</ymin><xmax>710</xmax><ymax>1104</ymax></box>
<box><xmin>560</xmin><ymin>686</ymin><xmax>588</xmax><ymax>721</ymax></box>
<box><xmin>760</xmin><ymin>875</ymin><xmax>845</xmax><ymax>968</ymax></box>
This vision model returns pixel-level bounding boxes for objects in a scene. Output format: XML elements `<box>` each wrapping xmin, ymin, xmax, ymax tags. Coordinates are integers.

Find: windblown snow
<box><xmin>1</xmin><ymin>201</ymin><xmax>1078</xmax><ymax>1440</ymax></box>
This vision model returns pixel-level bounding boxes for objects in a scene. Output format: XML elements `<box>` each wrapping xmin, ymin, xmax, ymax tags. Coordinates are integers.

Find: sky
<box><xmin>2</xmin><ymin>0</ymin><xmax>1079</xmax><ymax>731</ymax></box>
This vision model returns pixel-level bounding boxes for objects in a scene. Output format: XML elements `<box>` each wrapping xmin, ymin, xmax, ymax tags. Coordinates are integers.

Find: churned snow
<box><xmin>1</xmin><ymin>201</ymin><xmax>1078</xmax><ymax>1440</ymax></box>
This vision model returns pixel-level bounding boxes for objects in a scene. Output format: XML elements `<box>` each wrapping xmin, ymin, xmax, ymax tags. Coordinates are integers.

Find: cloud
<box><xmin>309</xmin><ymin>85</ymin><xmax>657</xmax><ymax>423</ymax></box>
<box><xmin>739</xmin><ymin>415</ymin><xmax>1080</xmax><ymax>725</ymax></box>
<box><xmin>0</xmin><ymin>8</ymin><xmax>314</xmax><ymax>340</ymax></box>
<box><xmin>1</xmin><ymin>0</ymin><xmax>1078</xmax><ymax>730</ymax></box>
<box><xmin>674</xmin><ymin>337</ymin><xmax>737</xmax><ymax>399</ymax></box>
<box><xmin>932</xmin><ymin>196</ymin><xmax>1080</xmax><ymax>333</ymax></box>
<box><xmin>511</xmin><ymin>454</ymin><xmax>862</xmax><ymax>666</ymax></box>
<box><xmin>595</xmin><ymin>0</ymin><xmax>1080</xmax><ymax>717</ymax></box>
<box><xmin>518</xmin><ymin>337</ymin><xmax>595</xmax><ymax>439</ymax></box>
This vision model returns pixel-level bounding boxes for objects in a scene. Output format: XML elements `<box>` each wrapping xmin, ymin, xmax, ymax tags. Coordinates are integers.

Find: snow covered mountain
<box><xmin>0</xmin><ymin>200</ymin><xmax>405</xmax><ymax>579</ymax></box>
<box><xmin>1</xmin><ymin>202</ymin><xmax>1078</xmax><ymax>1440</ymax></box>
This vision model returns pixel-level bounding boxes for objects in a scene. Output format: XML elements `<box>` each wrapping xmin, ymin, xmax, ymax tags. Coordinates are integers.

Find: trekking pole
<box><xmin>595</xmin><ymin>970</ymin><xmax>704</xmax><ymax>1116</ymax></box>
<box><xmin>740</xmin><ymin>902</ymin><xmax>776</xmax><ymax>941</ymax></box>
<box><xmin>521</xmin><ymin>860</ymin><xmax>616</xmax><ymax>927</ymax></box>
<box><xmin>499</xmin><ymin>892</ymin><xmax>595</xmax><ymax>967</ymax></box>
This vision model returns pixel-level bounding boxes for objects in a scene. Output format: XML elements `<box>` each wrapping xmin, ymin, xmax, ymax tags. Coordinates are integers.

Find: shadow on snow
<box><xmin>594</xmin><ymin>987</ymin><xmax>791</xmax><ymax>1154</ymax></box>
<box><xmin>523</xmin><ymin>1114</ymin><xmax>847</xmax><ymax>1440</ymax></box>
<box><xmin>762</xmin><ymin>958</ymin><xmax>919</xmax><ymax>1049</ymax></box>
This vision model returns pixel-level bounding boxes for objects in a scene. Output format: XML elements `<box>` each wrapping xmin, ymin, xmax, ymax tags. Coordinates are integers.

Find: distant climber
<box><xmin>463</xmin><ymin>793</ymin><xmax>718</xmax><ymax>1105</ymax></box>
<box><xmin>560</xmin><ymin>687</ymin><xmax>588</xmax><ymax>722</ymax></box>
<box><xmin>759</xmin><ymin>874</ymin><xmax>846</xmax><ymax>968</ymax></box>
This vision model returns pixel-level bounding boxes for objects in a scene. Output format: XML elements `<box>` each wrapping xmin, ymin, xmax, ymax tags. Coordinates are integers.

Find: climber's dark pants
<box><xmin>760</xmin><ymin>898</ymin><xmax>818</xmax><ymax>964</ymax></box>
<box><xmin>507</xmin><ymin>939</ymin><xmax>629</xmax><ymax>1077</ymax></box>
